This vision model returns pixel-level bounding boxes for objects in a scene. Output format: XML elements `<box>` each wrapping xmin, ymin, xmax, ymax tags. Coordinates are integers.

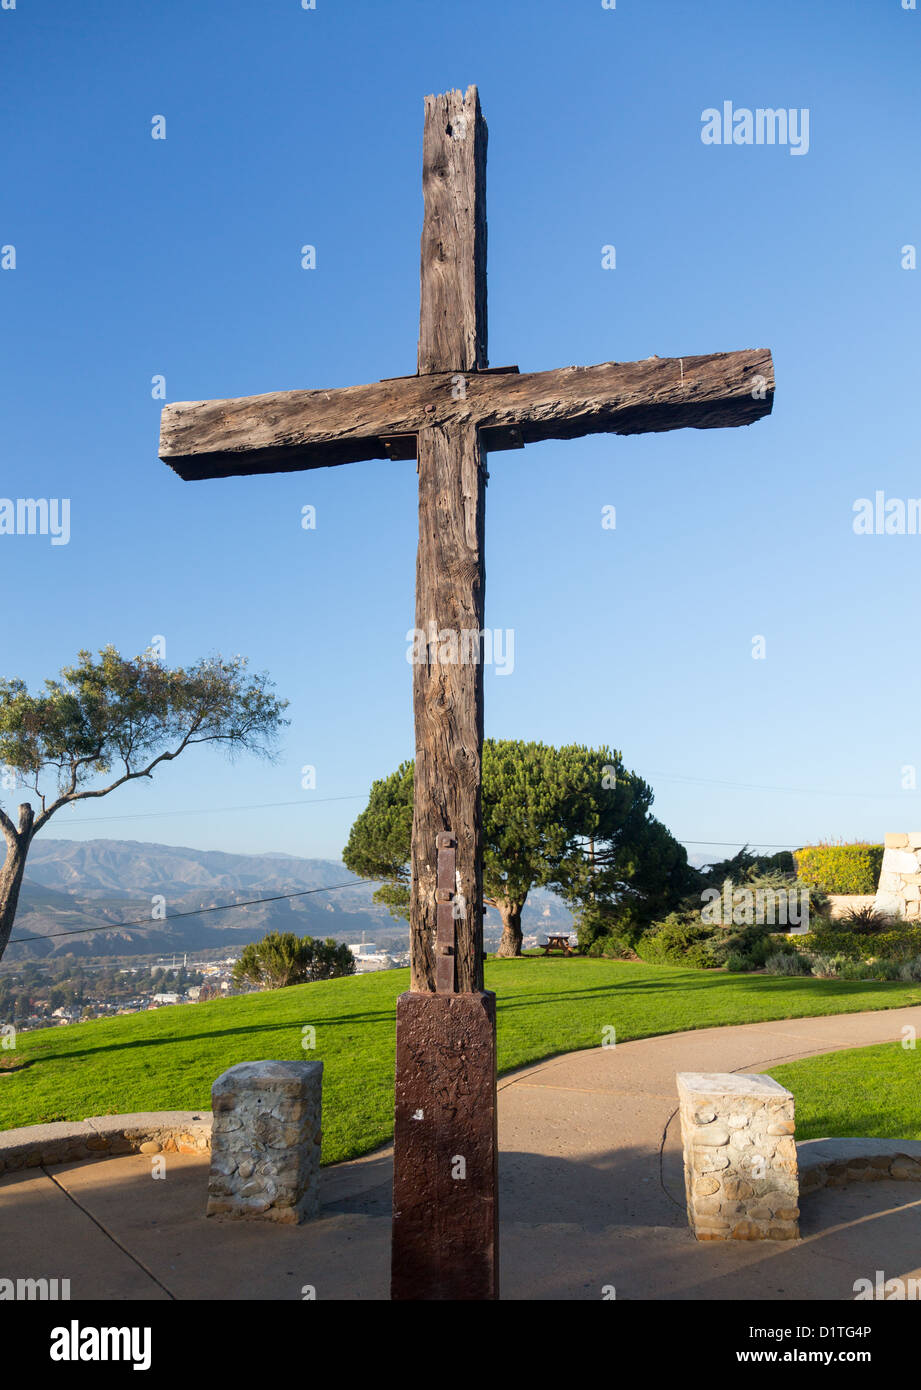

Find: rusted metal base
<box><xmin>391</xmin><ymin>990</ymin><xmax>499</xmax><ymax>1300</ymax></box>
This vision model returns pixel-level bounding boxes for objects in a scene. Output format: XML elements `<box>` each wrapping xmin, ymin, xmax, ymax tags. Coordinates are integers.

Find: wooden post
<box><xmin>391</xmin><ymin>86</ymin><xmax>499</xmax><ymax>1300</ymax></box>
<box><xmin>417</xmin><ymin>87</ymin><xmax>488</xmax><ymax>378</ymax></box>
<box><xmin>409</xmin><ymin>423</ymin><xmax>486</xmax><ymax>994</ymax></box>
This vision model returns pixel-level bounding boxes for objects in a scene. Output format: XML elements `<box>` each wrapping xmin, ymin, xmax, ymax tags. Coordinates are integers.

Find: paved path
<box><xmin>4</xmin><ymin>1005</ymin><xmax>921</xmax><ymax>1300</ymax></box>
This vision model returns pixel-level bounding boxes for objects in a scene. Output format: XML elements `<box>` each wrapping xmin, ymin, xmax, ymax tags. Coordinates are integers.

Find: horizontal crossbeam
<box><xmin>159</xmin><ymin>349</ymin><xmax>774</xmax><ymax>481</ymax></box>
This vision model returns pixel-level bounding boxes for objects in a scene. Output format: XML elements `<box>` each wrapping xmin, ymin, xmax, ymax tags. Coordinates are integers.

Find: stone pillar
<box><xmin>206</xmin><ymin>1059</ymin><xmax>322</xmax><ymax>1224</ymax></box>
<box><xmin>677</xmin><ymin>1072</ymin><xmax>799</xmax><ymax>1241</ymax></box>
<box><xmin>874</xmin><ymin>832</ymin><xmax>921</xmax><ymax>920</ymax></box>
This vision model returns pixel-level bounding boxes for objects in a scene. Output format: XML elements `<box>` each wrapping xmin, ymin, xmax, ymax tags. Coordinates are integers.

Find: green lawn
<box><xmin>769</xmin><ymin>1041</ymin><xmax>921</xmax><ymax>1142</ymax></box>
<box><xmin>3</xmin><ymin>957</ymin><xmax>920</xmax><ymax>1163</ymax></box>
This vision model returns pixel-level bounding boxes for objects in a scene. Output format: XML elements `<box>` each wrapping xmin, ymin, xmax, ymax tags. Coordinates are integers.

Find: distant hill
<box><xmin>7</xmin><ymin>838</ymin><xmax>571</xmax><ymax>961</ymax></box>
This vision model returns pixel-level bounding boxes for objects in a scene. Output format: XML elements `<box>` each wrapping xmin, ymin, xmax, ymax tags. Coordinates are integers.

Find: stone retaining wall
<box><xmin>798</xmin><ymin>1137</ymin><xmax>921</xmax><ymax>1194</ymax></box>
<box><xmin>0</xmin><ymin>1111</ymin><xmax>211</xmax><ymax>1175</ymax></box>
<box><xmin>827</xmin><ymin>894</ymin><xmax>876</xmax><ymax>920</ymax></box>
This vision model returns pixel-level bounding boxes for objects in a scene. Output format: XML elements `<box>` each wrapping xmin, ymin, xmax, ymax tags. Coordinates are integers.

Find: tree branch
<box><xmin>0</xmin><ymin>806</ymin><xmax>18</xmax><ymax>846</ymax></box>
<box><xmin>32</xmin><ymin>728</ymin><xmax>200</xmax><ymax>834</ymax></box>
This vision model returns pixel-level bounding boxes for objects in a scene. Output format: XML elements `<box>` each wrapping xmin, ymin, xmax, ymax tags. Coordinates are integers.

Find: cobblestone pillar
<box><xmin>677</xmin><ymin>1072</ymin><xmax>799</xmax><ymax>1241</ymax></box>
<box><xmin>206</xmin><ymin>1059</ymin><xmax>322</xmax><ymax>1224</ymax></box>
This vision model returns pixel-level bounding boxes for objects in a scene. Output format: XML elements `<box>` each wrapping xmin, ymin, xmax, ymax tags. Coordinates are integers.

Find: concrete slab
<box><xmin>4</xmin><ymin>1003</ymin><xmax>921</xmax><ymax>1299</ymax></box>
<box><xmin>0</xmin><ymin>1166</ymin><xmax>169</xmax><ymax>1300</ymax></box>
<box><xmin>501</xmin><ymin>1184</ymin><xmax>921</xmax><ymax>1301</ymax></box>
<box><xmin>52</xmin><ymin>1153</ymin><xmax>389</xmax><ymax>1301</ymax></box>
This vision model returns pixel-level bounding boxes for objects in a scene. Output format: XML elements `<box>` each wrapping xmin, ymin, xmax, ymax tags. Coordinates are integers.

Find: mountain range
<box><xmin>7</xmin><ymin>838</ymin><xmax>572</xmax><ymax>961</ymax></box>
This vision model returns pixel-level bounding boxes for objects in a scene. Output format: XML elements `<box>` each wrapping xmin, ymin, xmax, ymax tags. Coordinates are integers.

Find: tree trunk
<box><xmin>495</xmin><ymin>899</ymin><xmax>525</xmax><ymax>958</ymax></box>
<box><xmin>0</xmin><ymin>805</ymin><xmax>34</xmax><ymax>963</ymax></box>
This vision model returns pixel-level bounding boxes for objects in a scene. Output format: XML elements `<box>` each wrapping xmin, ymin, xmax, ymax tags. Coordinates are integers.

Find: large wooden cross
<box><xmin>159</xmin><ymin>85</ymin><xmax>773</xmax><ymax>1301</ymax></box>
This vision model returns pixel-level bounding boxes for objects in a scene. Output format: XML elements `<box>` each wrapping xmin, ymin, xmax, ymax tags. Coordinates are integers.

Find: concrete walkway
<box><xmin>3</xmin><ymin>1005</ymin><xmax>921</xmax><ymax>1300</ymax></box>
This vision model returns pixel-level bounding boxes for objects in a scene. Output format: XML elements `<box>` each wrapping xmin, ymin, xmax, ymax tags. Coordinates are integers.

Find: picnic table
<box><xmin>540</xmin><ymin>934</ymin><xmax>577</xmax><ymax>957</ymax></box>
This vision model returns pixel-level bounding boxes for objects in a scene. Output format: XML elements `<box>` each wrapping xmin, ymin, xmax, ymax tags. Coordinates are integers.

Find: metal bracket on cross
<box><xmin>435</xmin><ymin>830</ymin><xmax>457</xmax><ymax>994</ymax></box>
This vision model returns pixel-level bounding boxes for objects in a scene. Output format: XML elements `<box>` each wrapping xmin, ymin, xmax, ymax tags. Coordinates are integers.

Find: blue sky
<box><xmin>2</xmin><ymin>0</ymin><xmax>920</xmax><ymax>863</ymax></box>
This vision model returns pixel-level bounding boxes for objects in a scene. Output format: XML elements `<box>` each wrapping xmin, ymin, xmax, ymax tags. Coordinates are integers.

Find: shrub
<box><xmin>764</xmin><ymin>951</ymin><xmax>812</xmax><ymax>976</ymax></box>
<box><xmin>899</xmin><ymin>956</ymin><xmax>921</xmax><ymax>982</ymax></box>
<box><xmin>794</xmin><ymin>842</ymin><xmax>883</xmax><ymax>896</ymax></box>
<box><xmin>794</xmin><ymin>928</ymin><xmax>860</xmax><ymax>960</ymax></box>
<box><xmin>584</xmin><ymin>935</ymin><xmax>638</xmax><ymax>960</ymax></box>
<box><xmin>839</xmin><ymin>905</ymin><xmax>894</xmax><ymax>935</ymax></box>
<box><xmin>872</xmin><ymin>930</ymin><xmax>921</xmax><ymax>959</ymax></box>
<box><xmin>640</xmin><ymin>894</ymin><xmax>811</xmax><ymax>972</ymax></box>
<box><xmin>701</xmin><ymin>870</ymin><xmax>825</xmax><ymax>929</ymax></box>
<box><xmin>838</xmin><ymin>960</ymin><xmax>874</xmax><ymax>981</ymax></box>
<box><xmin>803</xmin><ymin>953</ymin><xmax>846</xmax><ymax>979</ymax></box>
<box><xmin>838</xmin><ymin>957</ymin><xmax>903</xmax><ymax>982</ymax></box>
<box><xmin>723</xmin><ymin>926</ymin><xmax>797</xmax><ymax>969</ymax></box>
<box><xmin>635</xmin><ymin>914</ymin><xmax>720</xmax><ymax>968</ymax></box>
<box><xmin>704</xmin><ymin>925</ymin><xmax>798</xmax><ymax>973</ymax></box>
<box><xmin>576</xmin><ymin>901</ymin><xmax>643</xmax><ymax>958</ymax></box>
<box><xmin>233</xmin><ymin>932</ymin><xmax>356</xmax><ymax>988</ymax></box>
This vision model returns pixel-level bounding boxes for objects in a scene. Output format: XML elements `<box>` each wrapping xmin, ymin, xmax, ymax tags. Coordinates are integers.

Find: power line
<box><xmin>677</xmin><ymin>839</ymin><xmax>801</xmax><ymax>849</ymax></box>
<box><xmin>648</xmin><ymin>770</ymin><xmax>910</xmax><ymax>802</ymax></box>
<box><xmin>55</xmin><ymin>793</ymin><xmax>367</xmax><ymax>825</ymax></box>
<box><xmin>9</xmin><ymin>880</ymin><xmax>374</xmax><ymax>945</ymax></box>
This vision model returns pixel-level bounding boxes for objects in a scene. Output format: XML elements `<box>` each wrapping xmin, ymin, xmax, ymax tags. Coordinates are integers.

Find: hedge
<box><xmin>794</xmin><ymin>843</ymin><xmax>883</xmax><ymax>895</ymax></box>
<box><xmin>795</xmin><ymin>927</ymin><xmax>921</xmax><ymax>961</ymax></box>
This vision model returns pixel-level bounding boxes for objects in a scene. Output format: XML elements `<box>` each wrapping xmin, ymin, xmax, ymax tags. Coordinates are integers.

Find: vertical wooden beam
<box><xmin>410</xmin><ymin>84</ymin><xmax>489</xmax><ymax>993</ymax></box>
<box><xmin>409</xmin><ymin>422</ymin><xmax>486</xmax><ymax>994</ymax></box>
<box><xmin>418</xmin><ymin>86</ymin><xmax>488</xmax><ymax>374</ymax></box>
<box><xmin>393</xmin><ymin>84</ymin><xmax>498</xmax><ymax>1301</ymax></box>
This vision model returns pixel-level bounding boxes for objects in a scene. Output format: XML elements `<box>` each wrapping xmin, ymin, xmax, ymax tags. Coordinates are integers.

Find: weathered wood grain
<box><xmin>409</xmin><ymin>424</ymin><xmax>486</xmax><ymax>993</ymax></box>
<box><xmin>410</xmin><ymin>85</ymin><xmax>488</xmax><ymax>995</ymax></box>
<box><xmin>418</xmin><ymin>86</ymin><xmax>488</xmax><ymax>374</ymax></box>
<box><xmin>160</xmin><ymin>348</ymin><xmax>775</xmax><ymax>480</ymax></box>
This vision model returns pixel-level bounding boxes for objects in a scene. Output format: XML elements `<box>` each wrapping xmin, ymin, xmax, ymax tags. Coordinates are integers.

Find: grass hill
<box><xmin>3</xmin><ymin>958</ymin><xmax>919</xmax><ymax>1163</ymax></box>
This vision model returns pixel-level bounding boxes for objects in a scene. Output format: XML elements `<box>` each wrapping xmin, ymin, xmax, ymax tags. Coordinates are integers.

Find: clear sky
<box><xmin>2</xmin><ymin>0</ymin><xmax>920</xmax><ymax>863</ymax></box>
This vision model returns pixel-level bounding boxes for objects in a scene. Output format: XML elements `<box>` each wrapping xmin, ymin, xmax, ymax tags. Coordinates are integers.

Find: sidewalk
<box><xmin>3</xmin><ymin>1005</ymin><xmax>920</xmax><ymax>1300</ymax></box>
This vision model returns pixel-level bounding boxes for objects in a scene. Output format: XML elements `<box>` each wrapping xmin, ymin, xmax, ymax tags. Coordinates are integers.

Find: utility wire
<box><xmin>9</xmin><ymin>837</ymin><xmax>808</xmax><ymax>948</ymax></box>
<box><xmin>55</xmin><ymin>793</ymin><xmax>367</xmax><ymax>824</ymax></box>
<box><xmin>647</xmin><ymin>770</ymin><xmax>909</xmax><ymax>802</ymax></box>
<box><xmin>677</xmin><ymin>838</ymin><xmax>801</xmax><ymax>849</ymax></box>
